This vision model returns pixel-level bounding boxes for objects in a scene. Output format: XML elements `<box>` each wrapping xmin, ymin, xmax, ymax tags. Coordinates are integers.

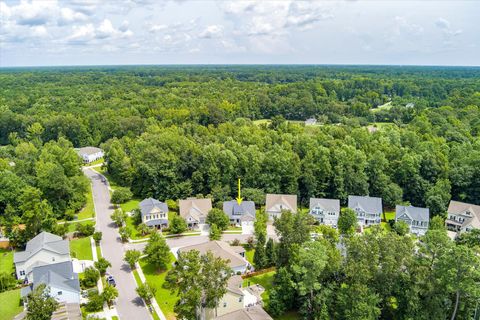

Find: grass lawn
<box><xmin>125</xmin><ymin>216</ymin><xmax>150</xmax><ymax>240</ymax></box>
<box><xmin>140</xmin><ymin>254</ymin><xmax>177</xmax><ymax>320</ymax></box>
<box><xmin>384</xmin><ymin>210</ymin><xmax>395</xmax><ymax>221</ymax></box>
<box><xmin>121</xmin><ymin>198</ymin><xmax>141</xmax><ymax>213</ymax></box>
<box><xmin>0</xmin><ymin>249</ymin><xmax>14</xmax><ymax>274</ymax></box>
<box><xmin>0</xmin><ymin>289</ymin><xmax>23</xmax><ymax>320</ymax></box>
<box><xmin>77</xmin><ymin>186</ymin><xmax>95</xmax><ymax>220</ymax></box>
<box><xmin>242</xmin><ymin>271</ymin><xmax>275</xmax><ymax>306</ymax></box>
<box><xmin>70</xmin><ymin>237</ymin><xmax>93</xmax><ymax>260</ymax></box>
<box><xmin>65</xmin><ymin>220</ymin><xmax>95</xmax><ymax>233</ymax></box>
<box><xmin>95</xmin><ymin>244</ymin><xmax>102</xmax><ymax>259</ymax></box>
<box><xmin>87</xmin><ymin>158</ymin><xmax>104</xmax><ymax>166</ymax></box>
<box><xmin>245</xmin><ymin>248</ymin><xmax>255</xmax><ymax>265</ymax></box>
<box><xmin>226</xmin><ymin>226</ymin><xmax>242</xmax><ymax>231</ymax></box>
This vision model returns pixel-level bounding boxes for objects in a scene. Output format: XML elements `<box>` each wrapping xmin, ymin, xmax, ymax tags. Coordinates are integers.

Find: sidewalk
<box><xmin>135</xmin><ymin>262</ymin><xmax>167</xmax><ymax>320</ymax></box>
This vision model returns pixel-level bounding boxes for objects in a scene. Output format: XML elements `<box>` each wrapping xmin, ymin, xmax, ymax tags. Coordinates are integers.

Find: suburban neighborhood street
<box><xmin>84</xmin><ymin>168</ymin><xmax>152</xmax><ymax>320</ymax></box>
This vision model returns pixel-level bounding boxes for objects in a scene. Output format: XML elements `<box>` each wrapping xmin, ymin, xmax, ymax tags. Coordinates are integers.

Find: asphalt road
<box><xmin>84</xmin><ymin>168</ymin><xmax>151</xmax><ymax>320</ymax></box>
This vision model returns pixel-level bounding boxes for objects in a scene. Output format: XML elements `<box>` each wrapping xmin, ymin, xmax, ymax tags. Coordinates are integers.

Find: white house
<box><xmin>76</xmin><ymin>147</ymin><xmax>104</xmax><ymax>163</ymax></box>
<box><xmin>309</xmin><ymin>198</ymin><xmax>340</xmax><ymax>227</ymax></box>
<box><xmin>178</xmin><ymin>241</ymin><xmax>250</xmax><ymax>274</ymax></box>
<box><xmin>395</xmin><ymin>205</ymin><xmax>430</xmax><ymax>236</ymax></box>
<box><xmin>348</xmin><ymin>195</ymin><xmax>383</xmax><ymax>227</ymax></box>
<box><xmin>14</xmin><ymin>232</ymin><xmax>71</xmax><ymax>282</ymax></box>
<box><xmin>21</xmin><ymin>261</ymin><xmax>80</xmax><ymax>304</ymax></box>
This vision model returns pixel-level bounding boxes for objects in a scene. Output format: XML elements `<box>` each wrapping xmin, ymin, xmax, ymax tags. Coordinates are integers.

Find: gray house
<box><xmin>14</xmin><ymin>232</ymin><xmax>71</xmax><ymax>282</ymax></box>
<box><xmin>139</xmin><ymin>198</ymin><xmax>169</xmax><ymax>229</ymax></box>
<box><xmin>21</xmin><ymin>261</ymin><xmax>80</xmax><ymax>304</ymax></box>
<box><xmin>348</xmin><ymin>195</ymin><xmax>383</xmax><ymax>227</ymax></box>
<box><xmin>395</xmin><ymin>205</ymin><xmax>430</xmax><ymax>236</ymax></box>
<box><xmin>309</xmin><ymin>198</ymin><xmax>340</xmax><ymax>227</ymax></box>
<box><xmin>223</xmin><ymin>200</ymin><xmax>256</xmax><ymax>224</ymax></box>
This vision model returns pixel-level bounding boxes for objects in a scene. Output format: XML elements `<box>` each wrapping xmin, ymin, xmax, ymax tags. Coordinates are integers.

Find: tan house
<box><xmin>265</xmin><ymin>194</ymin><xmax>297</xmax><ymax>220</ymax></box>
<box><xmin>206</xmin><ymin>275</ymin><xmax>244</xmax><ymax>319</ymax></box>
<box><xmin>214</xmin><ymin>305</ymin><xmax>273</xmax><ymax>320</ymax></box>
<box><xmin>445</xmin><ymin>200</ymin><xmax>480</xmax><ymax>233</ymax></box>
<box><xmin>14</xmin><ymin>232</ymin><xmax>71</xmax><ymax>282</ymax></box>
<box><xmin>178</xmin><ymin>241</ymin><xmax>250</xmax><ymax>274</ymax></box>
<box><xmin>179</xmin><ymin>198</ymin><xmax>212</xmax><ymax>228</ymax></box>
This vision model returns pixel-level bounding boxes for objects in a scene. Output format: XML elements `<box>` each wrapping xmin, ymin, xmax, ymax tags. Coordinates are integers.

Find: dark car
<box><xmin>106</xmin><ymin>275</ymin><xmax>116</xmax><ymax>287</ymax></box>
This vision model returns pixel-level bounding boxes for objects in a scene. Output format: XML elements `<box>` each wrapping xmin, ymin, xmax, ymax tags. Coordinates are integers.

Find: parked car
<box><xmin>106</xmin><ymin>275</ymin><xmax>116</xmax><ymax>287</ymax></box>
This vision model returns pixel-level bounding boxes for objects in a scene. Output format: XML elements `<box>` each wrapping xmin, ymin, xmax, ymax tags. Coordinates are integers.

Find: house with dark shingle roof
<box><xmin>395</xmin><ymin>205</ymin><xmax>429</xmax><ymax>236</ymax></box>
<box><xmin>14</xmin><ymin>232</ymin><xmax>71</xmax><ymax>282</ymax></box>
<box><xmin>265</xmin><ymin>194</ymin><xmax>297</xmax><ymax>220</ymax></box>
<box><xmin>21</xmin><ymin>261</ymin><xmax>80</xmax><ymax>304</ymax></box>
<box><xmin>445</xmin><ymin>200</ymin><xmax>480</xmax><ymax>233</ymax></box>
<box><xmin>309</xmin><ymin>198</ymin><xmax>340</xmax><ymax>227</ymax></box>
<box><xmin>348</xmin><ymin>195</ymin><xmax>383</xmax><ymax>227</ymax></box>
<box><xmin>139</xmin><ymin>198</ymin><xmax>169</xmax><ymax>229</ymax></box>
<box><xmin>223</xmin><ymin>200</ymin><xmax>256</xmax><ymax>225</ymax></box>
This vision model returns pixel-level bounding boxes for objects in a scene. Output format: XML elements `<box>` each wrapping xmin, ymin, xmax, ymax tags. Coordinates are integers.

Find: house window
<box><xmin>57</xmin><ymin>291</ymin><xmax>62</xmax><ymax>295</ymax></box>
<box><xmin>223</xmin><ymin>302</ymin><xmax>227</xmax><ymax>307</ymax></box>
<box><xmin>239</xmin><ymin>297</ymin><xmax>243</xmax><ymax>302</ymax></box>
<box><xmin>20</xmin><ymin>270</ymin><xmax>25</xmax><ymax>276</ymax></box>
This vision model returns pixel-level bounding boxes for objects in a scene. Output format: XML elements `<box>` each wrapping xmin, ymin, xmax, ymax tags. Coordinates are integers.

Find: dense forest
<box><xmin>1</xmin><ymin>66</ymin><xmax>480</xmax><ymax>223</ymax></box>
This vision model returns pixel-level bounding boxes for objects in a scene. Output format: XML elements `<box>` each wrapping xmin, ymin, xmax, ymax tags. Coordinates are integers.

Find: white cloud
<box><xmin>66</xmin><ymin>19</ymin><xmax>132</xmax><ymax>44</ymax></box>
<box><xmin>149</xmin><ymin>24</ymin><xmax>168</xmax><ymax>32</ymax></box>
<box><xmin>60</xmin><ymin>7</ymin><xmax>88</xmax><ymax>25</ymax></box>
<box><xmin>198</xmin><ymin>24</ymin><xmax>223</xmax><ymax>38</ymax></box>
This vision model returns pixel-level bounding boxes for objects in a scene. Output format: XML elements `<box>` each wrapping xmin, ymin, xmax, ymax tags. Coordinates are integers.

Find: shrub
<box><xmin>93</xmin><ymin>231</ymin><xmax>102</xmax><ymax>244</ymax></box>
<box><xmin>85</xmin><ymin>290</ymin><xmax>104</xmax><ymax>312</ymax></box>
<box><xmin>111</xmin><ymin>187</ymin><xmax>133</xmax><ymax>204</ymax></box>
<box><xmin>94</xmin><ymin>258</ymin><xmax>111</xmax><ymax>275</ymax></box>
<box><xmin>75</xmin><ymin>223</ymin><xmax>95</xmax><ymax>237</ymax></box>
<box><xmin>82</xmin><ymin>267</ymin><xmax>100</xmax><ymax>288</ymax></box>
<box><xmin>169</xmin><ymin>215</ymin><xmax>187</xmax><ymax>235</ymax></box>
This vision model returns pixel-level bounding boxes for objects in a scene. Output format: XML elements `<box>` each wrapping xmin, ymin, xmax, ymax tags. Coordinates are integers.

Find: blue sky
<box><xmin>0</xmin><ymin>0</ymin><xmax>478</xmax><ymax>67</ymax></box>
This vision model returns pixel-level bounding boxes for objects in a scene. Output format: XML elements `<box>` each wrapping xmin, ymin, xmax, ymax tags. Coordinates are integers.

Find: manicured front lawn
<box><xmin>0</xmin><ymin>249</ymin><xmax>15</xmax><ymax>274</ymax></box>
<box><xmin>66</xmin><ymin>220</ymin><xmax>95</xmax><ymax>233</ymax></box>
<box><xmin>0</xmin><ymin>289</ymin><xmax>23</xmax><ymax>320</ymax></box>
<box><xmin>125</xmin><ymin>216</ymin><xmax>150</xmax><ymax>240</ymax></box>
<box><xmin>139</xmin><ymin>255</ymin><xmax>177</xmax><ymax>320</ymax></box>
<box><xmin>242</xmin><ymin>271</ymin><xmax>275</xmax><ymax>306</ymax></box>
<box><xmin>120</xmin><ymin>198</ymin><xmax>141</xmax><ymax>213</ymax></box>
<box><xmin>70</xmin><ymin>237</ymin><xmax>93</xmax><ymax>261</ymax></box>
<box><xmin>77</xmin><ymin>186</ymin><xmax>95</xmax><ymax>220</ymax></box>
<box><xmin>245</xmin><ymin>248</ymin><xmax>255</xmax><ymax>265</ymax></box>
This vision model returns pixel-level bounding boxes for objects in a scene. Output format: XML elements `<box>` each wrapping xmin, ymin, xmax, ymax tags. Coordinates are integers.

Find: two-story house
<box><xmin>348</xmin><ymin>195</ymin><xmax>383</xmax><ymax>227</ymax></box>
<box><xmin>14</xmin><ymin>232</ymin><xmax>71</xmax><ymax>282</ymax></box>
<box><xmin>265</xmin><ymin>194</ymin><xmax>297</xmax><ymax>220</ymax></box>
<box><xmin>223</xmin><ymin>200</ymin><xmax>256</xmax><ymax>225</ymax></box>
<box><xmin>21</xmin><ymin>261</ymin><xmax>80</xmax><ymax>304</ymax></box>
<box><xmin>445</xmin><ymin>200</ymin><xmax>480</xmax><ymax>233</ymax></box>
<box><xmin>309</xmin><ymin>198</ymin><xmax>340</xmax><ymax>227</ymax></box>
<box><xmin>179</xmin><ymin>198</ymin><xmax>212</xmax><ymax>228</ymax></box>
<box><xmin>395</xmin><ymin>205</ymin><xmax>430</xmax><ymax>236</ymax></box>
<box><xmin>76</xmin><ymin>147</ymin><xmax>104</xmax><ymax>163</ymax></box>
<box><xmin>139</xmin><ymin>198</ymin><xmax>169</xmax><ymax>229</ymax></box>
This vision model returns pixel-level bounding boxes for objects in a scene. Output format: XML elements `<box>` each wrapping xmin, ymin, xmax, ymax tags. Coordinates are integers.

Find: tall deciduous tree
<box><xmin>144</xmin><ymin>231</ymin><xmax>170</xmax><ymax>270</ymax></box>
<box><xmin>25</xmin><ymin>284</ymin><xmax>59</xmax><ymax>320</ymax></box>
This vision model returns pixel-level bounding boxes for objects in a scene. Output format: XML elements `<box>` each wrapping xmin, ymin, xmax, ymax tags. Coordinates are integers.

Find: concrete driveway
<box><xmin>84</xmin><ymin>168</ymin><xmax>152</xmax><ymax>320</ymax></box>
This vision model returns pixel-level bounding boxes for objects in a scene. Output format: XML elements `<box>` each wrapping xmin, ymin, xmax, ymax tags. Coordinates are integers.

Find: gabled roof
<box><xmin>227</xmin><ymin>275</ymin><xmax>244</xmax><ymax>296</ymax></box>
<box><xmin>139</xmin><ymin>198</ymin><xmax>168</xmax><ymax>217</ymax></box>
<box><xmin>76</xmin><ymin>147</ymin><xmax>102</xmax><ymax>156</ymax></box>
<box><xmin>14</xmin><ymin>232</ymin><xmax>70</xmax><ymax>263</ymax></box>
<box><xmin>396</xmin><ymin>205</ymin><xmax>429</xmax><ymax>222</ymax></box>
<box><xmin>214</xmin><ymin>305</ymin><xmax>273</xmax><ymax>320</ymax></box>
<box><xmin>348</xmin><ymin>195</ymin><xmax>383</xmax><ymax>214</ymax></box>
<box><xmin>448</xmin><ymin>200</ymin><xmax>480</xmax><ymax>229</ymax></box>
<box><xmin>21</xmin><ymin>261</ymin><xmax>80</xmax><ymax>298</ymax></box>
<box><xmin>309</xmin><ymin>198</ymin><xmax>340</xmax><ymax>213</ymax></box>
<box><xmin>265</xmin><ymin>194</ymin><xmax>297</xmax><ymax>213</ymax></box>
<box><xmin>179</xmin><ymin>198</ymin><xmax>212</xmax><ymax>222</ymax></box>
<box><xmin>223</xmin><ymin>200</ymin><xmax>256</xmax><ymax>217</ymax></box>
<box><xmin>180</xmin><ymin>241</ymin><xmax>247</xmax><ymax>270</ymax></box>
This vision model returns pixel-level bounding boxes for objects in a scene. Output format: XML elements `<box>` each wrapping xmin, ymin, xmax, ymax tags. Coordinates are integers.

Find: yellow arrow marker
<box><xmin>236</xmin><ymin>178</ymin><xmax>243</xmax><ymax>205</ymax></box>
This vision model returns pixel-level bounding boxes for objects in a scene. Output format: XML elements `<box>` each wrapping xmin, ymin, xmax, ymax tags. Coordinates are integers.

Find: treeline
<box><xmin>265</xmin><ymin>211</ymin><xmax>480</xmax><ymax>320</ymax></box>
<box><xmin>1</xmin><ymin>66</ymin><xmax>480</xmax><ymax>146</ymax></box>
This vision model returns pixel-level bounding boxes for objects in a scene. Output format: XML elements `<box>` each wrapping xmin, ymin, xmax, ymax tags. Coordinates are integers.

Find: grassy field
<box><xmin>121</xmin><ymin>198</ymin><xmax>141</xmax><ymax>213</ymax></box>
<box><xmin>70</xmin><ymin>237</ymin><xmax>93</xmax><ymax>260</ymax></box>
<box><xmin>139</xmin><ymin>254</ymin><xmax>177</xmax><ymax>320</ymax></box>
<box><xmin>65</xmin><ymin>220</ymin><xmax>95</xmax><ymax>233</ymax></box>
<box><xmin>384</xmin><ymin>210</ymin><xmax>396</xmax><ymax>221</ymax></box>
<box><xmin>77</xmin><ymin>186</ymin><xmax>95</xmax><ymax>220</ymax></box>
<box><xmin>0</xmin><ymin>289</ymin><xmax>23</xmax><ymax>320</ymax></box>
<box><xmin>0</xmin><ymin>249</ymin><xmax>14</xmax><ymax>274</ymax></box>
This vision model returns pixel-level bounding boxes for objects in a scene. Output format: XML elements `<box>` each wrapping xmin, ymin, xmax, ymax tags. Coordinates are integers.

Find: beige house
<box><xmin>206</xmin><ymin>275</ymin><xmax>244</xmax><ymax>319</ymax></box>
<box><xmin>265</xmin><ymin>194</ymin><xmax>297</xmax><ymax>220</ymax></box>
<box><xmin>14</xmin><ymin>232</ymin><xmax>71</xmax><ymax>282</ymax></box>
<box><xmin>179</xmin><ymin>198</ymin><xmax>212</xmax><ymax>228</ymax></box>
<box><xmin>214</xmin><ymin>306</ymin><xmax>273</xmax><ymax>320</ymax></box>
<box><xmin>445</xmin><ymin>201</ymin><xmax>480</xmax><ymax>233</ymax></box>
<box><xmin>178</xmin><ymin>241</ymin><xmax>250</xmax><ymax>274</ymax></box>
